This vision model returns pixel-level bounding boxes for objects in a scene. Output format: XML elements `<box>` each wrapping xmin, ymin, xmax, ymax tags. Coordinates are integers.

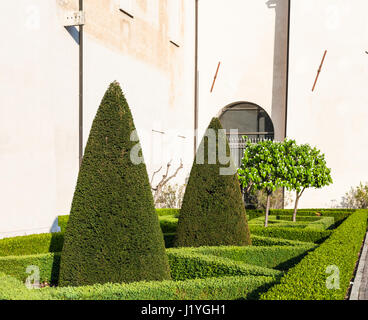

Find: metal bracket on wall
<box><xmin>152</xmin><ymin>129</ymin><xmax>165</xmax><ymax>135</ymax></box>
<box><xmin>63</xmin><ymin>11</ymin><xmax>85</xmax><ymax>27</ymax></box>
<box><xmin>312</xmin><ymin>50</ymin><xmax>327</xmax><ymax>92</ymax></box>
<box><xmin>210</xmin><ymin>62</ymin><xmax>221</xmax><ymax>93</ymax></box>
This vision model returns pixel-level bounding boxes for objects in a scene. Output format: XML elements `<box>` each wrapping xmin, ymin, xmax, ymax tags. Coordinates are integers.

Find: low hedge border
<box><xmin>249</xmin><ymin>216</ymin><xmax>308</xmax><ymax>224</ymax></box>
<box><xmin>0</xmin><ymin>272</ymin><xmax>49</xmax><ymax>300</ymax></box>
<box><xmin>159</xmin><ymin>216</ymin><xmax>178</xmax><ymax>233</ymax></box>
<box><xmin>275</xmin><ymin>216</ymin><xmax>323</xmax><ymax>222</ymax></box>
<box><xmin>59</xmin><ymin>210</ymin><xmax>353</xmax><ymax>234</ymax></box>
<box><xmin>57</xmin><ymin>216</ymin><xmax>69</xmax><ymax>235</ymax></box>
<box><xmin>250</xmin><ymin>236</ymin><xmax>313</xmax><ymax>247</ymax></box>
<box><xmin>304</xmin><ymin>217</ymin><xmax>335</xmax><ymax>231</ymax></box>
<box><xmin>261</xmin><ymin>209</ymin><xmax>368</xmax><ymax>300</ymax></box>
<box><xmin>166</xmin><ymin>251</ymin><xmax>282</xmax><ymax>281</ymax></box>
<box><xmin>0</xmin><ymin>253</ymin><xmax>61</xmax><ymax>284</ymax></box>
<box><xmin>0</xmin><ymin>232</ymin><xmax>174</xmax><ymax>256</ymax></box>
<box><xmin>247</xmin><ymin>209</ymin><xmax>354</xmax><ymax>222</ymax></box>
<box><xmin>249</xmin><ymin>216</ymin><xmax>334</xmax><ymax>231</ymax></box>
<box><xmin>0</xmin><ymin>230</ymin><xmax>318</xmax><ymax>258</ymax></box>
<box><xmin>248</xmin><ymin>217</ymin><xmax>310</xmax><ymax>229</ymax></box>
<box><xmin>0</xmin><ymin>248</ymin><xmax>283</xmax><ymax>285</ymax></box>
<box><xmin>0</xmin><ymin>272</ymin><xmax>279</xmax><ymax>300</ymax></box>
<box><xmin>58</xmin><ymin>209</ymin><xmax>180</xmax><ymax>233</ymax></box>
<box><xmin>249</xmin><ymin>225</ymin><xmax>332</xmax><ymax>244</ymax></box>
<box><xmin>0</xmin><ymin>233</ymin><xmax>64</xmax><ymax>257</ymax></box>
<box><xmin>169</xmin><ymin>245</ymin><xmax>317</xmax><ymax>271</ymax></box>
<box><xmin>156</xmin><ymin>209</ymin><xmax>180</xmax><ymax>217</ymax></box>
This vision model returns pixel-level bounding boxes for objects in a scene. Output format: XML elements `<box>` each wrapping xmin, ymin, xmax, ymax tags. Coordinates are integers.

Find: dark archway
<box><xmin>219</xmin><ymin>102</ymin><xmax>275</xmax><ymax>168</ymax></box>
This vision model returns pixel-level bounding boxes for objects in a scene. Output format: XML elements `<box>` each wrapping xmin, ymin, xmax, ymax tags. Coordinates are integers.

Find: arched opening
<box><xmin>219</xmin><ymin>102</ymin><xmax>275</xmax><ymax>168</ymax></box>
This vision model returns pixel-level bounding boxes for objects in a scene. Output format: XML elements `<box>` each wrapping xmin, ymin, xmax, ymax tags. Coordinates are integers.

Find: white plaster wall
<box><xmin>83</xmin><ymin>36</ymin><xmax>194</xmax><ymax>182</ymax></box>
<box><xmin>0</xmin><ymin>1</ymin><xmax>79</xmax><ymax>238</ymax></box>
<box><xmin>6</xmin><ymin>0</ymin><xmax>366</xmax><ymax>239</ymax></box>
<box><xmin>197</xmin><ymin>0</ymin><xmax>288</xmax><ymax>141</ymax></box>
<box><xmin>83</xmin><ymin>0</ymin><xmax>195</xmax><ymax>185</ymax></box>
<box><xmin>287</xmin><ymin>0</ymin><xmax>368</xmax><ymax>208</ymax></box>
<box><xmin>0</xmin><ymin>0</ymin><xmax>194</xmax><ymax>238</ymax></box>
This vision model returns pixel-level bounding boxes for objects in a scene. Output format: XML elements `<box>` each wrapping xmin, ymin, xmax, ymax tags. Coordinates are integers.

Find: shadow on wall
<box><xmin>266</xmin><ymin>0</ymin><xmax>289</xmax><ymax>141</ymax></box>
<box><xmin>65</xmin><ymin>26</ymin><xmax>80</xmax><ymax>44</ymax></box>
<box><xmin>49</xmin><ymin>217</ymin><xmax>61</xmax><ymax>233</ymax></box>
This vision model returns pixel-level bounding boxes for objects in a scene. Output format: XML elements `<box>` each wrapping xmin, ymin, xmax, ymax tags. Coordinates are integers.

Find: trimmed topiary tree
<box><xmin>59</xmin><ymin>81</ymin><xmax>171</xmax><ymax>287</ymax></box>
<box><xmin>238</xmin><ymin>139</ymin><xmax>288</xmax><ymax>227</ymax></box>
<box><xmin>175</xmin><ymin>118</ymin><xmax>251</xmax><ymax>247</ymax></box>
<box><xmin>283</xmin><ymin>140</ymin><xmax>333</xmax><ymax>222</ymax></box>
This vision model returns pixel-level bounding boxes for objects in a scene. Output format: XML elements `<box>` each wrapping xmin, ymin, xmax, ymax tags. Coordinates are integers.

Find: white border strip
<box><xmin>350</xmin><ymin>232</ymin><xmax>368</xmax><ymax>300</ymax></box>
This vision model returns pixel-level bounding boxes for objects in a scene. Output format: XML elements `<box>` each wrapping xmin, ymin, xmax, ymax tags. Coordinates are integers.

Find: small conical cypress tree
<box><xmin>59</xmin><ymin>82</ymin><xmax>171</xmax><ymax>287</ymax></box>
<box><xmin>175</xmin><ymin>118</ymin><xmax>251</xmax><ymax>247</ymax></box>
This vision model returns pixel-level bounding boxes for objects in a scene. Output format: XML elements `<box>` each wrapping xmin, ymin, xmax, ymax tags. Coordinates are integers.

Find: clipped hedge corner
<box><xmin>261</xmin><ymin>209</ymin><xmax>368</xmax><ymax>300</ymax></box>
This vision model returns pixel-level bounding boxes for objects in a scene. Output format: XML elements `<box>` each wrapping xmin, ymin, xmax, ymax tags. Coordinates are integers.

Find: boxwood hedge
<box><xmin>261</xmin><ymin>209</ymin><xmax>368</xmax><ymax>300</ymax></box>
<box><xmin>0</xmin><ymin>214</ymin><xmax>334</xmax><ymax>257</ymax></box>
<box><xmin>0</xmin><ymin>233</ymin><xmax>64</xmax><ymax>257</ymax></box>
<box><xmin>304</xmin><ymin>217</ymin><xmax>335</xmax><ymax>231</ymax></box>
<box><xmin>274</xmin><ymin>216</ymin><xmax>323</xmax><ymax>222</ymax></box>
<box><xmin>167</xmin><ymin>251</ymin><xmax>282</xmax><ymax>281</ymax></box>
<box><xmin>159</xmin><ymin>216</ymin><xmax>178</xmax><ymax>233</ymax></box>
<box><xmin>249</xmin><ymin>216</ymin><xmax>335</xmax><ymax>231</ymax></box>
<box><xmin>0</xmin><ymin>232</ymin><xmax>177</xmax><ymax>256</ymax></box>
<box><xmin>249</xmin><ymin>225</ymin><xmax>332</xmax><ymax>244</ymax></box>
<box><xmin>0</xmin><ymin>253</ymin><xmax>61</xmax><ymax>285</ymax></box>
<box><xmin>57</xmin><ymin>216</ymin><xmax>69</xmax><ymax>234</ymax></box>
<box><xmin>0</xmin><ymin>231</ymin><xmax>311</xmax><ymax>259</ymax></box>
<box><xmin>58</xmin><ymin>209</ymin><xmax>180</xmax><ymax>233</ymax></box>
<box><xmin>156</xmin><ymin>209</ymin><xmax>179</xmax><ymax>217</ymax></box>
<box><xmin>247</xmin><ymin>209</ymin><xmax>353</xmax><ymax>225</ymax></box>
<box><xmin>0</xmin><ymin>272</ymin><xmax>279</xmax><ymax>300</ymax></box>
<box><xmin>0</xmin><ymin>246</ymin><xmax>288</xmax><ymax>285</ymax></box>
<box><xmin>174</xmin><ymin>245</ymin><xmax>316</xmax><ymax>270</ymax></box>
<box><xmin>0</xmin><ymin>209</ymin><xmax>364</xmax><ymax>300</ymax></box>
<box><xmin>250</xmin><ymin>236</ymin><xmax>313</xmax><ymax>247</ymax></box>
<box><xmin>51</xmin><ymin>275</ymin><xmax>279</xmax><ymax>300</ymax></box>
<box><xmin>59</xmin><ymin>209</ymin><xmax>350</xmax><ymax>242</ymax></box>
<box><xmin>0</xmin><ymin>272</ymin><xmax>50</xmax><ymax>300</ymax></box>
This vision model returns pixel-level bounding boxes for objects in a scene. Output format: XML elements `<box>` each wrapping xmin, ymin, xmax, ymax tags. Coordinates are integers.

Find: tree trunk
<box><xmin>293</xmin><ymin>192</ymin><xmax>300</xmax><ymax>222</ymax></box>
<box><xmin>293</xmin><ymin>188</ymin><xmax>305</xmax><ymax>222</ymax></box>
<box><xmin>265</xmin><ymin>193</ymin><xmax>271</xmax><ymax>227</ymax></box>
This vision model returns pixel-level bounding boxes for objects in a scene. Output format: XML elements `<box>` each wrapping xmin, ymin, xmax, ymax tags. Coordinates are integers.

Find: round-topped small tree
<box><xmin>175</xmin><ymin>118</ymin><xmax>251</xmax><ymax>247</ymax></box>
<box><xmin>59</xmin><ymin>82</ymin><xmax>171</xmax><ymax>287</ymax></box>
<box><xmin>238</xmin><ymin>139</ymin><xmax>287</xmax><ymax>227</ymax></box>
<box><xmin>283</xmin><ymin>141</ymin><xmax>333</xmax><ymax>222</ymax></box>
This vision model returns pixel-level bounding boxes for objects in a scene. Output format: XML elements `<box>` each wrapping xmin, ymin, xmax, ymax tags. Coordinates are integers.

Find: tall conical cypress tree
<box><xmin>175</xmin><ymin>118</ymin><xmax>251</xmax><ymax>247</ymax></box>
<box><xmin>59</xmin><ymin>82</ymin><xmax>171</xmax><ymax>287</ymax></box>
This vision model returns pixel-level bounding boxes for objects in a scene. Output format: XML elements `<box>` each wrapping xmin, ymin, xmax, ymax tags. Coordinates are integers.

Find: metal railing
<box><xmin>228</xmin><ymin>135</ymin><xmax>274</xmax><ymax>168</ymax></box>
